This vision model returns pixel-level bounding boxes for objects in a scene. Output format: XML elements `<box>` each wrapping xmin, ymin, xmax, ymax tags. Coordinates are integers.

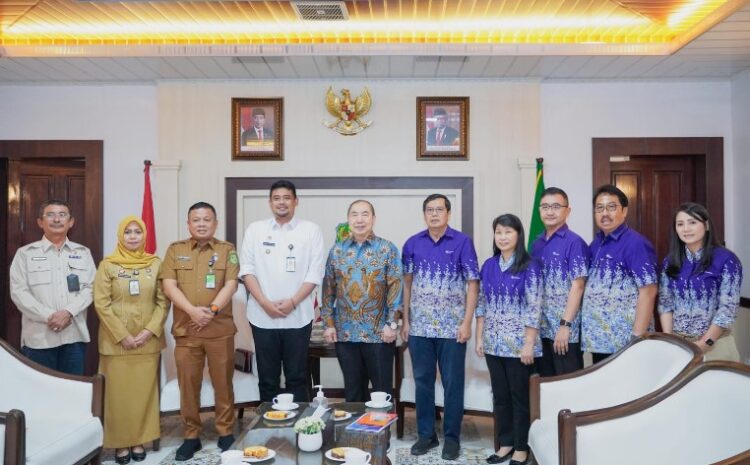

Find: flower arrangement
<box><xmin>293</xmin><ymin>417</ymin><xmax>326</xmax><ymax>435</ymax></box>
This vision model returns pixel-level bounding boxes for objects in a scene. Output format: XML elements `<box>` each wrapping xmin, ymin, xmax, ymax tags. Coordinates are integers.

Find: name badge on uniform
<box><xmin>129</xmin><ymin>279</ymin><xmax>141</xmax><ymax>296</ymax></box>
<box><xmin>286</xmin><ymin>244</ymin><xmax>296</xmax><ymax>272</ymax></box>
<box><xmin>205</xmin><ymin>273</ymin><xmax>216</xmax><ymax>289</ymax></box>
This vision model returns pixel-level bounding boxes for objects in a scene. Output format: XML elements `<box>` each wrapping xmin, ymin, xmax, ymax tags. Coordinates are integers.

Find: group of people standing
<box><xmin>8</xmin><ymin>180</ymin><xmax>743</xmax><ymax>465</ymax></box>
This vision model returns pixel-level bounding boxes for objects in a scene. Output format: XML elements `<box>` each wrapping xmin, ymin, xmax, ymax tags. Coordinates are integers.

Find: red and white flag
<box><xmin>142</xmin><ymin>161</ymin><xmax>157</xmax><ymax>254</ymax></box>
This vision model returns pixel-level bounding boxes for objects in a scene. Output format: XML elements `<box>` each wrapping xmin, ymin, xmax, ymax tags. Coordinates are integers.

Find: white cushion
<box><xmin>0</xmin><ymin>423</ymin><xmax>5</xmax><ymax>462</ymax></box>
<box><xmin>26</xmin><ymin>415</ymin><xmax>102</xmax><ymax>465</ymax></box>
<box><xmin>576</xmin><ymin>370</ymin><xmax>750</xmax><ymax>465</ymax></box>
<box><xmin>528</xmin><ymin>419</ymin><xmax>557</xmax><ymax>465</ymax></box>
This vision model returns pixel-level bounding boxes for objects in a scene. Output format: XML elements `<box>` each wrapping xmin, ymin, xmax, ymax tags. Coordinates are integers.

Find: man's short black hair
<box><xmin>542</xmin><ymin>187</ymin><xmax>569</xmax><ymax>203</ymax></box>
<box><xmin>38</xmin><ymin>199</ymin><xmax>72</xmax><ymax>219</ymax></box>
<box><xmin>188</xmin><ymin>202</ymin><xmax>217</xmax><ymax>217</ymax></box>
<box><xmin>270</xmin><ymin>180</ymin><xmax>297</xmax><ymax>198</ymax></box>
<box><xmin>593</xmin><ymin>184</ymin><xmax>628</xmax><ymax>208</ymax></box>
<box><xmin>422</xmin><ymin>194</ymin><xmax>451</xmax><ymax>212</ymax></box>
<box><xmin>252</xmin><ymin>108</ymin><xmax>266</xmax><ymax>117</ymax></box>
<box><xmin>433</xmin><ymin>107</ymin><xmax>447</xmax><ymax>117</ymax></box>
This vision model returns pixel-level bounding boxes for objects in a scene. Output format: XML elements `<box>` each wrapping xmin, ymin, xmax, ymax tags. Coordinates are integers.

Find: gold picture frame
<box><xmin>232</xmin><ymin>97</ymin><xmax>283</xmax><ymax>161</ymax></box>
<box><xmin>417</xmin><ymin>97</ymin><xmax>469</xmax><ymax>161</ymax></box>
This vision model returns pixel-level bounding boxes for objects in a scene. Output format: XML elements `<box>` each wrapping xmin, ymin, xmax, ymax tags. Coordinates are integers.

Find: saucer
<box><xmin>242</xmin><ymin>449</ymin><xmax>276</xmax><ymax>463</ymax></box>
<box><xmin>332</xmin><ymin>411</ymin><xmax>352</xmax><ymax>421</ymax></box>
<box><xmin>365</xmin><ymin>400</ymin><xmax>392</xmax><ymax>409</ymax></box>
<box><xmin>325</xmin><ymin>447</ymin><xmax>362</xmax><ymax>462</ymax></box>
<box><xmin>271</xmin><ymin>402</ymin><xmax>299</xmax><ymax>411</ymax></box>
<box><xmin>263</xmin><ymin>410</ymin><xmax>297</xmax><ymax>421</ymax></box>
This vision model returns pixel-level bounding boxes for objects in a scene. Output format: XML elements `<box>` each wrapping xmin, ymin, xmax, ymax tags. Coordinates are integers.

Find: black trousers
<box><xmin>335</xmin><ymin>341</ymin><xmax>394</xmax><ymax>402</ymax></box>
<box><xmin>591</xmin><ymin>352</ymin><xmax>612</xmax><ymax>364</ymax></box>
<box><xmin>538</xmin><ymin>338</ymin><xmax>583</xmax><ymax>377</ymax></box>
<box><xmin>251</xmin><ymin>322</ymin><xmax>312</xmax><ymax>402</ymax></box>
<box><xmin>485</xmin><ymin>354</ymin><xmax>534</xmax><ymax>452</ymax></box>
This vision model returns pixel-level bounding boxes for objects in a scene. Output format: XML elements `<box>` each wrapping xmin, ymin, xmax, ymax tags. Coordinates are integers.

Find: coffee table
<box><xmin>234</xmin><ymin>402</ymin><xmax>393</xmax><ymax>465</ymax></box>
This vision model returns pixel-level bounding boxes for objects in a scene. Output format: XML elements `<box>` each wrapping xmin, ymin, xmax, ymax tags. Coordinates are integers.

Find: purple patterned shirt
<box><xmin>581</xmin><ymin>224</ymin><xmax>657</xmax><ymax>354</ymax></box>
<box><xmin>402</xmin><ymin>226</ymin><xmax>479</xmax><ymax>339</ymax></box>
<box><xmin>658</xmin><ymin>247</ymin><xmax>743</xmax><ymax>337</ymax></box>
<box><xmin>530</xmin><ymin>224</ymin><xmax>590</xmax><ymax>343</ymax></box>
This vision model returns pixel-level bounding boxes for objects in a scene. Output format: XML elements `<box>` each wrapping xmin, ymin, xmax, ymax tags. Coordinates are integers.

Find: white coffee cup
<box><xmin>273</xmin><ymin>393</ymin><xmax>294</xmax><ymax>407</ymax></box>
<box><xmin>220</xmin><ymin>450</ymin><xmax>243</xmax><ymax>465</ymax></box>
<box><xmin>344</xmin><ymin>449</ymin><xmax>371</xmax><ymax>465</ymax></box>
<box><xmin>370</xmin><ymin>391</ymin><xmax>391</xmax><ymax>406</ymax></box>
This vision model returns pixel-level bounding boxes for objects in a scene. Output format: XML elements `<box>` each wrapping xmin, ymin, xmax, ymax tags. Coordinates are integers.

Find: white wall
<box><xmin>0</xmin><ymin>84</ymin><xmax>158</xmax><ymax>254</ymax></box>
<box><xmin>540</xmin><ymin>80</ymin><xmax>734</xmax><ymax>244</ymax></box>
<box><xmin>731</xmin><ymin>70</ymin><xmax>750</xmax><ymax>296</ymax></box>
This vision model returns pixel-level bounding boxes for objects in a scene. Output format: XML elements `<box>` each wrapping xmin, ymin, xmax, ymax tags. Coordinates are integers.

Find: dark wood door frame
<box><xmin>592</xmin><ymin>137</ymin><xmax>724</xmax><ymax>242</ymax></box>
<box><xmin>0</xmin><ymin>140</ymin><xmax>103</xmax><ymax>374</ymax></box>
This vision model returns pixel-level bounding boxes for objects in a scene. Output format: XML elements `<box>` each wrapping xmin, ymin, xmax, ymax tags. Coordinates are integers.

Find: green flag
<box><xmin>527</xmin><ymin>159</ymin><xmax>545</xmax><ymax>250</ymax></box>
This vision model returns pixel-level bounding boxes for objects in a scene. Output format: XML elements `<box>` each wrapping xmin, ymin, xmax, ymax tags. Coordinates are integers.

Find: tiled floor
<box><xmin>100</xmin><ymin>406</ymin><xmax>496</xmax><ymax>465</ymax></box>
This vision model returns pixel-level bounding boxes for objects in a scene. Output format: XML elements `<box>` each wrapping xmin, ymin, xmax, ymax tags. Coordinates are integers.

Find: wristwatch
<box><xmin>388</xmin><ymin>321</ymin><xmax>399</xmax><ymax>330</ymax></box>
<box><xmin>705</xmin><ymin>338</ymin><xmax>715</xmax><ymax>346</ymax></box>
<box><xmin>210</xmin><ymin>304</ymin><xmax>220</xmax><ymax>315</ymax></box>
<box><xmin>559</xmin><ymin>318</ymin><xmax>572</xmax><ymax>327</ymax></box>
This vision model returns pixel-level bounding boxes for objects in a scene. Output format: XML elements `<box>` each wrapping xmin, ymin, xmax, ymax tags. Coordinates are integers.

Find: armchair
<box><xmin>0</xmin><ymin>338</ymin><xmax>104</xmax><ymax>465</ymax></box>
<box><xmin>528</xmin><ymin>333</ymin><xmax>703</xmax><ymax>465</ymax></box>
<box><xmin>557</xmin><ymin>361</ymin><xmax>750</xmax><ymax>465</ymax></box>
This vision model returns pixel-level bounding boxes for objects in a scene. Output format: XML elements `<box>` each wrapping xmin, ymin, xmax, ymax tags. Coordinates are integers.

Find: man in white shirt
<box><xmin>240</xmin><ymin>180</ymin><xmax>326</xmax><ymax>402</ymax></box>
<box><xmin>9</xmin><ymin>199</ymin><xmax>95</xmax><ymax>375</ymax></box>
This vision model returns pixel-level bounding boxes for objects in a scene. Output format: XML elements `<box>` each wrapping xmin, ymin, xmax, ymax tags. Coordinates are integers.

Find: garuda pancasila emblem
<box><xmin>323</xmin><ymin>86</ymin><xmax>372</xmax><ymax>135</ymax></box>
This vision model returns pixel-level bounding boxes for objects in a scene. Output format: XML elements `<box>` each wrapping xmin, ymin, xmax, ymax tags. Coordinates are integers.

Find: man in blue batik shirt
<box><xmin>530</xmin><ymin>187</ymin><xmax>590</xmax><ymax>376</ymax></box>
<box><xmin>321</xmin><ymin>200</ymin><xmax>403</xmax><ymax>402</ymax></box>
<box><xmin>581</xmin><ymin>185</ymin><xmax>658</xmax><ymax>364</ymax></box>
<box><xmin>401</xmin><ymin>194</ymin><xmax>479</xmax><ymax>461</ymax></box>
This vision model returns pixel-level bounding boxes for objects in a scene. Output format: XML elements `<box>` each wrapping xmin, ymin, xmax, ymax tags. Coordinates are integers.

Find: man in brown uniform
<box><xmin>160</xmin><ymin>202</ymin><xmax>240</xmax><ymax>461</ymax></box>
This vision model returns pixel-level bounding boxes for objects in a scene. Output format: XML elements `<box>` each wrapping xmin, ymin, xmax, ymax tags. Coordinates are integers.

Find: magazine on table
<box><xmin>345</xmin><ymin>412</ymin><xmax>398</xmax><ymax>433</ymax></box>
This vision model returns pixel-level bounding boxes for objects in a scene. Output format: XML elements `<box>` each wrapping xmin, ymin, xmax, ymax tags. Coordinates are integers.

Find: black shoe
<box><xmin>218</xmin><ymin>434</ymin><xmax>235</xmax><ymax>452</ymax></box>
<box><xmin>175</xmin><ymin>438</ymin><xmax>202</xmax><ymax>461</ymax></box>
<box><xmin>509</xmin><ymin>455</ymin><xmax>531</xmax><ymax>465</ymax></box>
<box><xmin>115</xmin><ymin>449</ymin><xmax>131</xmax><ymax>465</ymax></box>
<box><xmin>131</xmin><ymin>446</ymin><xmax>146</xmax><ymax>462</ymax></box>
<box><xmin>410</xmin><ymin>435</ymin><xmax>439</xmax><ymax>455</ymax></box>
<box><xmin>441</xmin><ymin>439</ymin><xmax>461</xmax><ymax>461</ymax></box>
<box><xmin>487</xmin><ymin>448</ymin><xmax>514</xmax><ymax>464</ymax></box>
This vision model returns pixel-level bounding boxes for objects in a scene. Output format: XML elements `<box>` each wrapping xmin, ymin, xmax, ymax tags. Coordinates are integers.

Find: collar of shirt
<box><xmin>539</xmin><ymin>223</ymin><xmax>569</xmax><ymax>242</ymax></box>
<box><xmin>270</xmin><ymin>216</ymin><xmax>299</xmax><ymax>231</ymax></box>
<box><xmin>189</xmin><ymin>237</ymin><xmax>218</xmax><ymax>250</ymax></box>
<box><xmin>597</xmin><ymin>223</ymin><xmax>629</xmax><ymax>242</ymax></box>
<box><xmin>417</xmin><ymin>225</ymin><xmax>456</xmax><ymax>243</ymax></box>
<box><xmin>39</xmin><ymin>235</ymin><xmax>72</xmax><ymax>253</ymax></box>
<box><xmin>343</xmin><ymin>233</ymin><xmax>376</xmax><ymax>249</ymax></box>
<box><xmin>685</xmin><ymin>246</ymin><xmax>704</xmax><ymax>262</ymax></box>
<box><xmin>498</xmin><ymin>253</ymin><xmax>515</xmax><ymax>272</ymax></box>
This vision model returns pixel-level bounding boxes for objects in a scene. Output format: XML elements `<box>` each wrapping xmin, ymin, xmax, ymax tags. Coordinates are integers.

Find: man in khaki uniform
<box><xmin>10</xmin><ymin>199</ymin><xmax>95</xmax><ymax>376</ymax></box>
<box><xmin>160</xmin><ymin>202</ymin><xmax>239</xmax><ymax>461</ymax></box>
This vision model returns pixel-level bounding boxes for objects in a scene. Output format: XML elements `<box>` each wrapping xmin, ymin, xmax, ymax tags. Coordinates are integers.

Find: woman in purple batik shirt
<box><xmin>658</xmin><ymin>202</ymin><xmax>743</xmax><ymax>361</ymax></box>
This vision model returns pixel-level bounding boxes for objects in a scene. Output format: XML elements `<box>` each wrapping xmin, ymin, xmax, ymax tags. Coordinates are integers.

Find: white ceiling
<box><xmin>0</xmin><ymin>4</ymin><xmax>748</xmax><ymax>82</ymax></box>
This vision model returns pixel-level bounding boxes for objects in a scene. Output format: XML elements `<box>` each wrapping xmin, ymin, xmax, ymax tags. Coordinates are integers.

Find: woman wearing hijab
<box><xmin>94</xmin><ymin>216</ymin><xmax>168</xmax><ymax>464</ymax></box>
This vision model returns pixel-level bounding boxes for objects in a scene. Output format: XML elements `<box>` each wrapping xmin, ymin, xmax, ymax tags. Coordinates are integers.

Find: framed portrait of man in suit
<box><xmin>417</xmin><ymin>97</ymin><xmax>469</xmax><ymax>160</ymax></box>
<box><xmin>232</xmin><ymin>97</ymin><xmax>284</xmax><ymax>160</ymax></box>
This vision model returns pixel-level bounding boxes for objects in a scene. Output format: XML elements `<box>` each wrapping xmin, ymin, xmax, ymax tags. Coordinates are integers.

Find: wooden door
<box><xmin>609</xmin><ymin>155</ymin><xmax>702</xmax><ymax>262</ymax></box>
<box><xmin>1</xmin><ymin>141</ymin><xmax>102</xmax><ymax>375</ymax></box>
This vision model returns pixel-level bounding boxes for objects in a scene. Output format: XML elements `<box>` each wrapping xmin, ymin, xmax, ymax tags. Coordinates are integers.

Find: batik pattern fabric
<box><xmin>530</xmin><ymin>225</ymin><xmax>590</xmax><ymax>343</ymax></box>
<box><xmin>476</xmin><ymin>254</ymin><xmax>542</xmax><ymax>358</ymax></box>
<box><xmin>658</xmin><ymin>247</ymin><xmax>743</xmax><ymax>337</ymax></box>
<box><xmin>321</xmin><ymin>235</ymin><xmax>403</xmax><ymax>343</ymax></box>
<box><xmin>581</xmin><ymin>224</ymin><xmax>657</xmax><ymax>353</ymax></box>
<box><xmin>402</xmin><ymin>227</ymin><xmax>479</xmax><ymax>339</ymax></box>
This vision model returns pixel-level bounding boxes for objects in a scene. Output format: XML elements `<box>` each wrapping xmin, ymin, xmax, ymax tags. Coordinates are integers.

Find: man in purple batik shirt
<box><xmin>530</xmin><ymin>187</ymin><xmax>589</xmax><ymax>376</ymax></box>
<box><xmin>581</xmin><ymin>185</ymin><xmax>658</xmax><ymax>364</ymax></box>
<box><xmin>401</xmin><ymin>193</ymin><xmax>479</xmax><ymax>461</ymax></box>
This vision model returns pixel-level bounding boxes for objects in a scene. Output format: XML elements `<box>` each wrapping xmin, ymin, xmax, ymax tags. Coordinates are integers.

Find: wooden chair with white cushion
<box><xmin>156</xmin><ymin>293</ymin><xmax>260</xmax><ymax>449</ymax></box>
<box><xmin>528</xmin><ymin>332</ymin><xmax>703</xmax><ymax>465</ymax></box>
<box><xmin>556</xmin><ymin>360</ymin><xmax>750</xmax><ymax>465</ymax></box>
<box><xmin>0</xmin><ymin>338</ymin><xmax>104</xmax><ymax>465</ymax></box>
<box><xmin>396</xmin><ymin>320</ymin><xmax>496</xmax><ymax>445</ymax></box>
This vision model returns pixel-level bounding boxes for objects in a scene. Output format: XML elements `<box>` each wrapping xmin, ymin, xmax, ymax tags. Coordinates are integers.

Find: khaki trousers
<box><xmin>174</xmin><ymin>335</ymin><xmax>235</xmax><ymax>438</ymax></box>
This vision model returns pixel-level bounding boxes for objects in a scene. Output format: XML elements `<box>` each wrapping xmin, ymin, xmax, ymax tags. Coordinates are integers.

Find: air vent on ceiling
<box><xmin>292</xmin><ymin>1</ymin><xmax>348</xmax><ymax>21</ymax></box>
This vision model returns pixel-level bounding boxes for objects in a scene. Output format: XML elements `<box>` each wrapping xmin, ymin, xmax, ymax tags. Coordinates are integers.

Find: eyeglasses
<box><xmin>425</xmin><ymin>207</ymin><xmax>447</xmax><ymax>215</ymax></box>
<box><xmin>43</xmin><ymin>212</ymin><xmax>70</xmax><ymax>219</ymax></box>
<box><xmin>594</xmin><ymin>203</ymin><xmax>621</xmax><ymax>213</ymax></box>
<box><xmin>539</xmin><ymin>203</ymin><xmax>568</xmax><ymax>212</ymax></box>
